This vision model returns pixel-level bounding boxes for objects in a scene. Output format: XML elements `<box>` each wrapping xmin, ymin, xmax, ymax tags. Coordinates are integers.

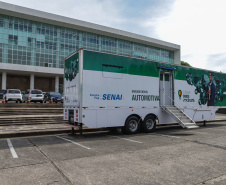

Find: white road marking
<box><xmin>7</xmin><ymin>139</ymin><xmax>18</xmax><ymax>158</ymax></box>
<box><xmin>56</xmin><ymin>136</ymin><xmax>91</xmax><ymax>150</ymax></box>
<box><xmin>111</xmin><ymin>136</ymin><xmax>143</xmax><ymax>144</ymax></box>
<box><xmin>151</xmin><ymin>134</ymin><xmax>180</xmax><ymax>139</ymax></box>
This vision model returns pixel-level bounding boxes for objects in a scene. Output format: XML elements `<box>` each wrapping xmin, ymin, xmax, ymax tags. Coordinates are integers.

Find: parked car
<box><xmin>22</xmin><ymin>89</ymin><xmax>44</xmax><ymax>103</ymax></box>
<box><xmin>5</xmin><ymin>89</ymin><xmax>22</xmax><ymax>103</ymax></box>
<box><xmin>0</xmin><ymin>89</ymin><xmax>7</xmax><ymax>99</ymax></box>
<box><xmin>44</xmin><ymin>92</ymin><xmax>63</xmax><ymax>103</ymax></box>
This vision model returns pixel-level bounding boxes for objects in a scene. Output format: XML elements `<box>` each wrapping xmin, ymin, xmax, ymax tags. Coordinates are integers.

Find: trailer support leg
<box><xmin>79</xmin><ymin>123</ymin><xmax>83</xmax><ymax>135</ymax></box>
<box><xmin>203</xmin><ymin>120</ymin><xmax>206</xmax><ymax>126</ymax></box>
<box><xmin>71</xmin><ymin>127</ymin><xmax>75</xmax><ymax>135</ymax></box>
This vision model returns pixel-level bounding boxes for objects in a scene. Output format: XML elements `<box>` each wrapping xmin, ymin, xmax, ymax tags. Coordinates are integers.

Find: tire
<box><xmin>124</xmin><ymin>116</ymin><xmax>140</xmax><ymax>134</ymax></box>
<box><xmin>40</xmin><ymin>101</ymin><xmax>43</xmax><ymax>103</ymax></box>
<box><xmin>141</xmin><ymin>115</ymin><xmax>156</xmax><ymax>133</ymax></box>
<box><xmin>16</xmin><ymin>101</ymin><xmax>18</xmax><ymax>103</ymax></box>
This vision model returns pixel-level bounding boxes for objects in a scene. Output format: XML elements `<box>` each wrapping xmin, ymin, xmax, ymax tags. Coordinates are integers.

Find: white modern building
<box><xmin>0</xmin><ymin>1</ymin><xmax>180</xmax><ymax>93</ymax></box>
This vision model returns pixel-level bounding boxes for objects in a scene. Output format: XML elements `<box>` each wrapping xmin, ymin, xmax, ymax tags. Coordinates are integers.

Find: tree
<box><xmin>181</xmin><ymin>61</ymin><xmax>191</xmax><ymax>67</ymax></box>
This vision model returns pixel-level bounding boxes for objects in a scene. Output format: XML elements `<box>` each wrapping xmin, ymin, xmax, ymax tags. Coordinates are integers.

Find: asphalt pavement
<box><xmin>0</xmin><ymin>121</ymin><xmax>225</xmax><ymax>185</ymax></box>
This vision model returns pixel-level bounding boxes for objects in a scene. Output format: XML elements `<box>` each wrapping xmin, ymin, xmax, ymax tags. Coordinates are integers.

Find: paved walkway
<box><xmin>0</xmin><ymin>113</ymin><xmax>226</xmax><ymax>138</ymax></box>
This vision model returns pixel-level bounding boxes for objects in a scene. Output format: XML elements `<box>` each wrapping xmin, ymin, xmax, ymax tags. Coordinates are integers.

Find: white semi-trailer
<box><xmin>63</xmin><ymin>49</ymin><xmax>226</xmax><ymax>134</ymax></box>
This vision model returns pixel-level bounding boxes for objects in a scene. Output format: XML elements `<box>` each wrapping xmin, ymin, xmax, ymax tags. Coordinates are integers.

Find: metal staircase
<box><xmin>162</xmin><ymin>106</ymin><xmax>199</xmax><ymax>129</ymax></box>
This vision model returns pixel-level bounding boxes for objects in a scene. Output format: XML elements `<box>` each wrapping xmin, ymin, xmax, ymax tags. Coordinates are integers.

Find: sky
<box><xmin>1</xmin><ymin>0</ymin><xmax>226</xmax><ymax>72</ymax></box>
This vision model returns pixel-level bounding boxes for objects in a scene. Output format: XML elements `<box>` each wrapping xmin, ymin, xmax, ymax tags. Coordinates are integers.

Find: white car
<box><xmin>5</xmin><ymin>89</ymin><xmax>22</xmax><ymax>103</ymax></box>
<box><xmin>22</xmin><ymin>89</ymin><xmax>44</xmax><ymax>103</ymax></box>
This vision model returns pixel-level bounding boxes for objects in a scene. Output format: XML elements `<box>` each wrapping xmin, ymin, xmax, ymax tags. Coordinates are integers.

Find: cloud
<box><xmin>153</xmin><ymin>0</ymin><xmax>226</xmax><ymax>72</ymax></box>
<box><xmin>2</xmin><ymin>0</ymin><xmax>125</xmax><ymax>27</ymax></box>
<box><xmin>207</xmin><ymin>53</ymin><xmax>226</xmax><ymax>72</ymax></box>
<box><xmin>1</xmin><ymin>0</ymin><xmax>176</xmax><ymax>39</ymax></box>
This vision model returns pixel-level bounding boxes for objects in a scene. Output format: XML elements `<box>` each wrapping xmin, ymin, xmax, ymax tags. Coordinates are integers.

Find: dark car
<box><xmin>44</xmin><ymin>92</ymin><xmax>63</xmax><ymax>103</ymax></box>
<box><xmin>0</xmin><ymin>89</ymin><xmax>7</xmax><ymax>99</ymax></box>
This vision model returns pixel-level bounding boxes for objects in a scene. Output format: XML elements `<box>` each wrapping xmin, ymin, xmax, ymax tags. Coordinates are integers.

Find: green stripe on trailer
<box><xmin>83</xmin><ymin>50</ymin><xmax>226</xmax><ymax>81</ymax></box>
<box><xmin>83</xmin><ymin>50</ymin><xmax>159</xmax><ymax>78</ymax></box>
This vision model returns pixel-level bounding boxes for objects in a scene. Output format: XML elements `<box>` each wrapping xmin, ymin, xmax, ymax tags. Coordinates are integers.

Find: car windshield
<box><xmin>0</xmin><ymin>90</ymin><xmax>6</xmax><ymax>93</ymax></box>
<box><xmin>31</xmin><ymin>90</ymin><xmax>42</xmax><ymax>94</ymax></box>
<box><xmin>9</xmin><ymin>90</ymin><xmax>20</xmax><ymax>94</ymax></box>
<box><xmin>50</xmin><ymin>92</ymin><xmax>61</xmax><ymax>96</ymax></box>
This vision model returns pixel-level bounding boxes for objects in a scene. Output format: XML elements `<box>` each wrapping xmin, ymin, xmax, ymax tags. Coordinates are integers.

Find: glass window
<box><xmin>0</xmin><ymin>18</ymin><xmax>3</xmax><ymax>28</ymax></box>
<box><xmin>9</xmin><ymin>90</ymin><xmax>21</xmax><ymax>93</ymax></box>
<box><xmin>8</xmin><ymin>35</ymin><xmax>18</xmax><ymax>45</ymax></box>
<box><xmin>14</xmin><ymin>22</ymin><xmax>18</xmax><ymax>30</ymax></box>
<box><xmin>30</xmin><ymin>90</ymin><xmax>42</xmax><ymax>94</ymax></box>
<box><xmin>9</xmin><ymin>21</ymin><xmax>13</xmax><ymax>29</ymax></box>
<box><xmin>50</xmin><ymin>92</ymin><xmax>61</xmax><ymax>96</ymax></box>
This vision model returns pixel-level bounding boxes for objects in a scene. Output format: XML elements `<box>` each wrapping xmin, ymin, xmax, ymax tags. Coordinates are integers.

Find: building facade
<box><xmin>0</xmin><ymin>2</ymin><xmax>180</xmax><ymax>93</ymax></box>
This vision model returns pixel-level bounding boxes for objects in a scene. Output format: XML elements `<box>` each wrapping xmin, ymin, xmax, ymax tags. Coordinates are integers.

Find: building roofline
<box><xmin>0</xmin><ymin>1</ymin><xmax>180</xmax><ymax>51</ymax></box>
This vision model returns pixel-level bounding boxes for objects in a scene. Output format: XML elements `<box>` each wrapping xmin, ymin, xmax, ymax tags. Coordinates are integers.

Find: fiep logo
<box><xmin>178</xmin><ymin>90</ymin><xmax>182</xmax><ymax>100</ymax></box>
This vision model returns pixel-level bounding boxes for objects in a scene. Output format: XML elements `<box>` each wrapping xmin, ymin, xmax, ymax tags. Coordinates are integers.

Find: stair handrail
<box><xmin>160</xmin><ymin>88</ymin><xmax>184</xmax><ymax>111</ymax></box>
<box><xmin>172</xmin><ymin>91</ymin><xmax>198</xmax><ymax>120</ymax></box>
<box><xmin>160</xmin><ymin>88</ymin><xmax>195</xmax><ymax>122</ymax></box>
<box><xmin>172</xmin><ymin>91</ymin><xmax>197</xmax><ymax>110</ymax></box>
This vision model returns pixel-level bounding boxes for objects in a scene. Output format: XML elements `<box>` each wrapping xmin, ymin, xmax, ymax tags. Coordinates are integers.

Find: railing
<box><xmin>159</xmin><ymin>89</ymin><xmax>196</xmax><ymax>122</ymax></box>
<box><xmin>172</xmin><ymin>91</ymin><xmax>198</xmax><ymax>120</ymax></box>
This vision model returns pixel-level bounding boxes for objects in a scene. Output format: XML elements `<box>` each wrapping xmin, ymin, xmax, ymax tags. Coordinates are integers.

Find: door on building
<box><xmin>159</xmin><ymin>71</ymin><xmax>174</xmax><ymax>106</ymax></box>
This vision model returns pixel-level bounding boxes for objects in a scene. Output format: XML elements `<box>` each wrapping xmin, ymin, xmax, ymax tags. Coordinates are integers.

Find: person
<box><xmin>206</xmin><ymin>72</ymin><xmax>215</xmax><ymax>106</ymax></box>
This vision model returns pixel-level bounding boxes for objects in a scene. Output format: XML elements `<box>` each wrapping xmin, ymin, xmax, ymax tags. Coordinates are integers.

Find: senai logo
<box><xmin>178</xmin><ymin>90</ymin><xmax>182</xmax><ymax>100</ymax></box>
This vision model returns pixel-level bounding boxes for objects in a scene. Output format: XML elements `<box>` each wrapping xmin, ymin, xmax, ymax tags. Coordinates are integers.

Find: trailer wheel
<box><xmin>141</xmin><ymin>115</ymin><xmax>156</xmax><ymax>133</ymax></box>
<box><xmin>124</xmin><ymin>116</ymin><xmax>140</xmax><ymax>134</ymax></box>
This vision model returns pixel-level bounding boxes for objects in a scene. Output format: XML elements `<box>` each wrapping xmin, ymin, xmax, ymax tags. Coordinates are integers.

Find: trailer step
<box><xmin>162</xmin><ymin>106</ymin><xmax>198</xmax><ymax>129</ymax></box>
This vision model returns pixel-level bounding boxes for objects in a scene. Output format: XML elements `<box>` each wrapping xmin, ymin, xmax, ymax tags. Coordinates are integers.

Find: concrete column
<box><xmin>55</xmin><ymin>76</ymin><xmax>59</xmax><ymax>92</ymax></box>
<box><xmin>2</xmin><ymin>72</ymin><xmax>7</xmax><ymax>89</ymax></box>
<box><xmin>30</xmin><ymin>74</ymin><xmax>34</xmax><ymax>89</ymax></box>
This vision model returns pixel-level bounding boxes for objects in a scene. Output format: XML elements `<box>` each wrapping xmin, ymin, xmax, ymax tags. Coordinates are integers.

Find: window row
<box><xmin>0</xmin><ymin>33</ymin><xmax>174</xmax><ymax>61</ymax></box>
<box><xmin>0</xmin><ymin>14</ymin><xmax>174</xmax><ymax>62</ymax></box>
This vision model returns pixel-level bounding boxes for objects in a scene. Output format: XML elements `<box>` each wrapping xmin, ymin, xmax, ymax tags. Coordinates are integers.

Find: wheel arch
<box><xmin>144</xmin><ymin>113</ymin><xmax>158</xmax><ymax>122</ymax></box>
<box><xmin>125</xmin><ymin>114</ymin><xmax>142</xmax><ymax>126</ymax></box>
